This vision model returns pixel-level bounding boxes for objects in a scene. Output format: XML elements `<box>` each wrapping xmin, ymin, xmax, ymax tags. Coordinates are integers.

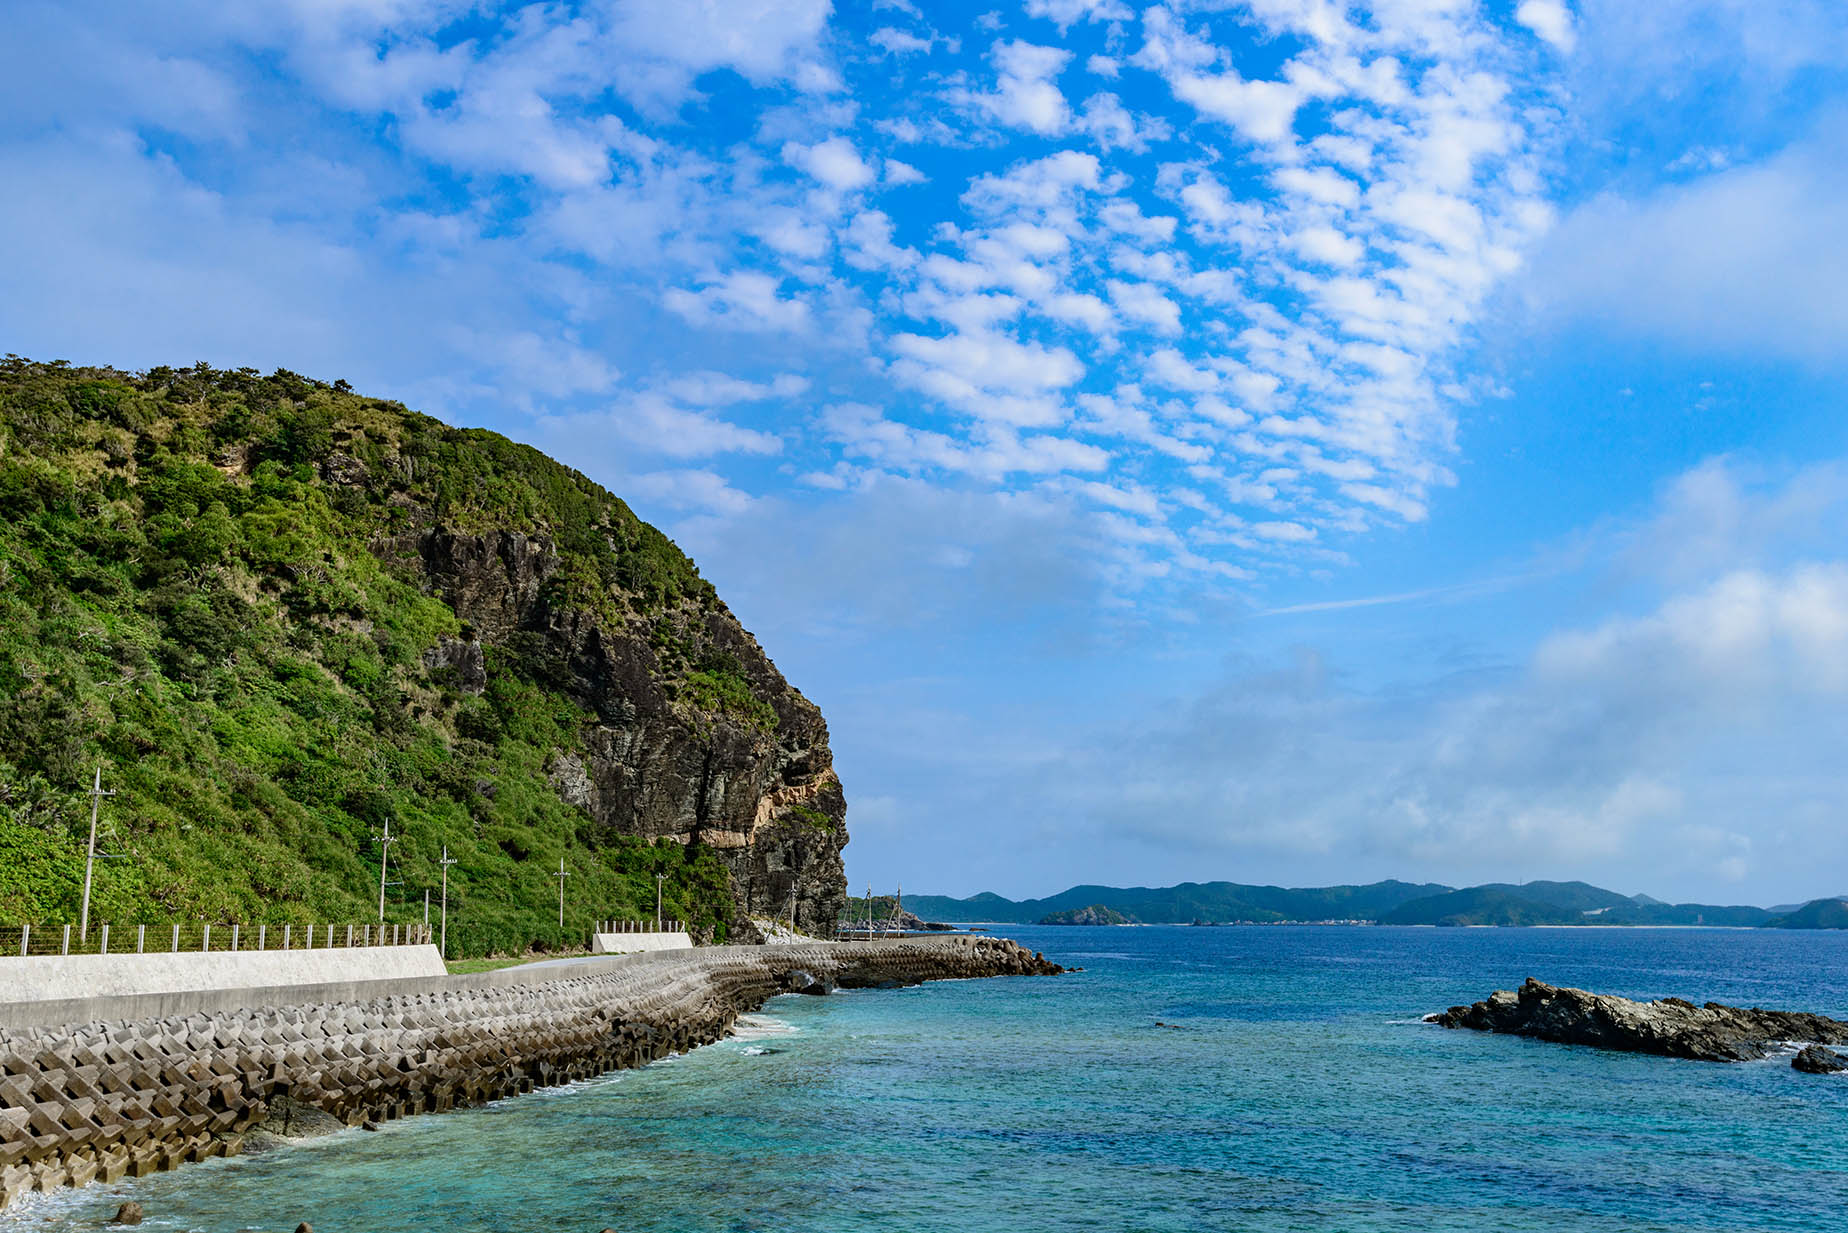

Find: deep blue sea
<box><xmin>10</xmin><ymin>925</ymin><xmax>1848</xmax><ymax>1232</ymax></box>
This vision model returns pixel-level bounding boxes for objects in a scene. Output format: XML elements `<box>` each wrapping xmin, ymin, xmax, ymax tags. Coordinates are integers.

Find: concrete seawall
<box><xmin>0</xmin><ymin>945</ymin><xmax>447</xmax><ymax>1005</ymax></box>
<box><xmin>590</xmin><ymin>930</ymin><xmax>694</xmax><ymax>955</ymax></box>
<box><xmin>0</xmin><ymin>936</ymin><xmax>1062</xmax><ymax>1207</ymax></box>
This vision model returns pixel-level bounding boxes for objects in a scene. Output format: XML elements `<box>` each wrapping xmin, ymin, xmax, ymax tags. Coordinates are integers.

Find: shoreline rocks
<box><xmin>1792</xmin><ymin>1045</ymin><xmax>1848</xmax><ymax>1074</ymax></box>
<box><xmin>0</xmin><ymin>937</ymin><xmax>1062</xmax><ymax>1209</ymax></box>
<box><xmin>1434</xmin><ymin>977</ymin><xmax>1848</xmax><ymax>1063</ymax></box>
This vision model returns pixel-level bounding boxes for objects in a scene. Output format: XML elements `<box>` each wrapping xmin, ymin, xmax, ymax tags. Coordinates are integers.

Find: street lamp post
<box><xmin>374</xmin><ymin>817</ymin><xmax>394</xmax><ymax>923</ymax></box>
<box><xmin>79</xmin><ymin>766</ymin><xmax>115</xmax><ymax>943</ymax></box>
<box><xmin>554</xmin><ymin>858</ymin><xmax>569</xmax><ymax>928</ymax></box>
<box><xmin>438</xmin><ymin>845</ymin><xmax>457</xmax><ymax>959</ymax></box>
<box><xmin>656</xmin><ymin>872</ymin><xmax>666</xmax><ymax>931</ymax></box>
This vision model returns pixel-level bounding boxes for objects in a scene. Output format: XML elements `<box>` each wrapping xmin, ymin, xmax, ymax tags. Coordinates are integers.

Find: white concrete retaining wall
<box><xmin>0</xmin><ymin>945</ymin><xmax>446</xmax><ymax>1003</ymax></box>
<box><xmin>590</xmin><ymin>931</ymin><xmax>693</xmax><ymax>955</ymax></box>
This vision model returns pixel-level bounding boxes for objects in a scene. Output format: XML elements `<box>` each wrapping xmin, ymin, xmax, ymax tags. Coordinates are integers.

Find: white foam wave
<box><xmin>729</xmin><ymin>1014</ymin><xmax>797</xmax><ymax>1042</ymax></box>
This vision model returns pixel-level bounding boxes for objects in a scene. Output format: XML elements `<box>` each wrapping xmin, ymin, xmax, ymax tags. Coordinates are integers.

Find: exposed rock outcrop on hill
<box><xmin>394</xmin><ymin>524</ymin><xmax>849</xmax><ymax>939</ymax></box>
<box><xmin>1434</xmin><ymin>978</ymin><xmax>1848</xmax><ymax>1062</ymax></box>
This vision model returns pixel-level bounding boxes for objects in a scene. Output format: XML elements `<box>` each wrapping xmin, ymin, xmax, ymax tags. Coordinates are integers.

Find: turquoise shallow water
<box><xmin>9</xmin><ymin>925</ymin><xmax>1848</xmax><ymax>1232</ymax></box>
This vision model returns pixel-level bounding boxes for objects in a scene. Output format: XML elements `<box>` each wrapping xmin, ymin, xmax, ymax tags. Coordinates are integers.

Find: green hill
<box><xmin>1377</xmin><ymin>887</ymin><xmax>1583</xmax><ymax>927</ymax></box>
<box><xmin>903</xmin><ymin>880</ymin><xmax>1451</xmax><ymax>924</ymax></box>
<box><xmin>1767</xmin><ymin>899</ymin><xmax>1848</xmax><ymax>929</ymax></box>
<box><xmin>905</xmin><ymin>879</ymin><xmax>1787</xmax><ymax>928</ymax></box>
<box><xmin>0</xmin><ymin>358</ymin><xmax>848</xmax><ymax>954</ymax></box>
<box><xmin>1594</xmin><ymin>901</ymin><xmax>1773</xmax><ymax>926</ymax></box>
<box><xmin>1039</xmin><ymin>904</ymin><xmax>1131</xmax><ymax>925</ymax></box>
<box><xmin>1470</xmin><ymin>881</ymin><xmax>1635</xmax><ymax>912</ymax></box>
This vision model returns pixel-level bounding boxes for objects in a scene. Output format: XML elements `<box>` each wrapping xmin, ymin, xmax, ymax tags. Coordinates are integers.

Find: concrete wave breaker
<box><xmin>0</xmin><ymin>937</ymin><xmax>1061</xmax><ymax>1207</ymax></box>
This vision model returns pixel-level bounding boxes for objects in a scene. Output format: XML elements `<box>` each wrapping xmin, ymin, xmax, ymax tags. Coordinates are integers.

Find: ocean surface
<box><xmin>9</xmin><ymin>925</ymin><xmax>1848</xmax><ymax>1232</ymax></box>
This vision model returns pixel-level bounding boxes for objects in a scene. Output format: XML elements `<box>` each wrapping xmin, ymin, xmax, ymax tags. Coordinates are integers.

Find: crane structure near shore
<box><xmin>844</xmin><ymin>885</ymin><xmax>914</xmax><ymax>940</ymax></box>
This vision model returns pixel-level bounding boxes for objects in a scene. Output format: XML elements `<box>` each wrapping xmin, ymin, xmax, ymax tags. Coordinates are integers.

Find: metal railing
<box><xmin>0</xmin><ymin>922</ymin><xmax>433</xmax><ymax>958</ymax></box>
<box><xmin>592</xmin><ymin>920</ymin><xmax>684</xmax><ymax>935</ymax></box>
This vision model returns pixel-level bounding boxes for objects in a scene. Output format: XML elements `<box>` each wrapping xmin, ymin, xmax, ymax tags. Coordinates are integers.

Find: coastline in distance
<box><xmin>897</xmin><ymin>879</ymin><xmax>1848</xmax><ymax>929</ymax></box>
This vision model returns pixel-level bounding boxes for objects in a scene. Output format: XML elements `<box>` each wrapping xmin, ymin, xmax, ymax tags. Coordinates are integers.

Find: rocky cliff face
<box><xmin>396</xmin><ymin>526</ymin><xmax>848</xmax><ymax>939</ymax></box>
<box><xmin>0</xmin><ymin>359</ymin><xmax>847</xmax><ymax>945</ymax></box>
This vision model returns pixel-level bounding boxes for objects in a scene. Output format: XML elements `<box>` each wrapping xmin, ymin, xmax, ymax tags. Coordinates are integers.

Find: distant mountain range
<box><xmin>898</xmin><ymin>881</ymin><xmax>1848</xmax><ymax>929</ymax></box>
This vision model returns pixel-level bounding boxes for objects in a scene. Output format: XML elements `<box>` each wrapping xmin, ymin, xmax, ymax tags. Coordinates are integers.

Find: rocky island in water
<box><xmin>1435</xmin><ymin>978</ymin><xmax>1848</xmax><ymax>1070</ymax></box>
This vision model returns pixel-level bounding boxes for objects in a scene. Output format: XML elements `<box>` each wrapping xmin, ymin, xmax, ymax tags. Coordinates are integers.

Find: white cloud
<box><xmin>546</xmin><ymin>391</ymin><xmax>783</xmax><ymax>461</ymax></box>
<box><xmin>604</xmin><ymin>0</ymin><xmax>835</xmax><ymax>109</ymax></box>
<box><xmin>1291</xmin><ymin>225</ymin><xmax>1364</xmax><ymax>266</ymax></box>
<box><xmin>1538</xmin><ymin>565</ymin><xmax>1848</xmax><ymax>694</ymax></box>
<box><xmin>843</xmin><ymin>209</ymin><xmax>919</xmax><ymax>271</ymax></box>
<box><xmin>1026</xmin><ymin>0</ymin><xmax>1134</xmax><ymax>31</ymax></box>
<box><xmin>784</xmin><ymin>135</ymin><xmax>877</xmax><ymax>193</ymax></box>
<box><xmin>627</xmin><ymin>467</ymin><xmax>757</xmax><ymax>515</ymax></box>
<box><xmin>889</xmin><ymin>328</ymin><xmax>1085</xmax><ymax>427</ymax></box>
<box><xmin>960</xmin><ymin>40</ymin><xmax>1073</xmax><ymax>136</ymax></box>
<box><xmin>870</xmin><ymin>27</ymin><xmax>933</xmax><ymax>56</ymax></box>
<box><xmin>820</xmin><ymin>403</ymin><xmax>1107</xmax><ymax>477</ymax></box>
<box><xmin>883</xmin><ymin>158</ymin><xmax>926</xmax><ymax>186</ymax></box>
<box><xmin>1136</xmin><ymin>7</ymin><xmax>1312</xmax><ymax>146</ymax></box>
<box><xmin>663</xmin><ymin>271</ymin><xmax>812</xmax><ymax>332</ymax></box>
<box><xmin>1146</xmin><ymin>348</ymin><xmax>1219</xmax><ymax>392</ymax></box>
<box><xmin>664</xmin><ymin>370</ymin><xmax>808</xmax><ymax>406</ymax></box>
<box><xmin>1515</xmin><ymin>0</ymin><xmax>1577</xmax><ymax>54</ymax></box>
<box><xmin>1252</xmin><ymin>520</ymin><xmax>1315</xmax><ymax>542</ymax></box>
<box><xmin>1076</xmin><ymin>92</ymin><xmax>1163</xmax><ymax>152</ymax></box>
<box><xmin>1107</xmin><ymin>279</ymin><xmax>1182</xmax><ymax>334</ymax></box>
<box><xmin>1525</xmin><ymin>130</ymin><xmax>1848</xmax><ymax>362</ymax></box>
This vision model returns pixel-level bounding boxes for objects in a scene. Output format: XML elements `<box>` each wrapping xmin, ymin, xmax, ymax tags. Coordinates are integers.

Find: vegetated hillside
<box><xmin>1377</xmin><ymin>887</ymin><xmax>1584</xmax><ymax>927</ymax></box>
<box><xmin>0</xmin><ymin>358</ymin><xmax>848</xmax><ymax>954</ymax></box>
<box><xmin>905</xmin><ymin>880</ymin><xmax>1452</xmax><ymax>924</ymax></box>
<box><xmin>1767</xmin><ymin>899</ymin><xmax>1848</xmax><ymax>929</ymax></box>
<box><xmin>909</xmin><ymin>878</ymin><xmax>1784</xmax><ymax>928</ymax></box>
<box><xmin>1468</xmin><ymin>881</ymin><xmax>1635</xmax><ymax>913</ymax></box>
<box><xmin>1039</xmin><ymin>904</ymin><xmax>1130</xmax><ymax>925</ymax></box>
<box><xmin>1593</xmin><ymin>901</ymin><xmax>1772</xmax><ymax>927</ymax></box>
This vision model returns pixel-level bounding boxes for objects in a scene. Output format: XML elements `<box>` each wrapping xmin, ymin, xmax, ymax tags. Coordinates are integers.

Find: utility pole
<box><xmin>79</xmin><ymin>766</ymin><xmax>115</xmax><ymax>943</ymax></box>
<box><xmin>374</xmin><ymin>817</ymin><xmax>394</xmax><ymax>922</ymax></box>
<box><xmin>438</xmin><ymin>845</ymin><xmax>457</xmax><ymax>959</ymax></box>
<box><xmin>554</xmin><ymin>858</ymin><xmax>568</xmax><ymax>928</ymax></box>
<box><xmin>655</xmin><ymin>872</ymin><xmax>666</xmax><ymax>930</ymax></box>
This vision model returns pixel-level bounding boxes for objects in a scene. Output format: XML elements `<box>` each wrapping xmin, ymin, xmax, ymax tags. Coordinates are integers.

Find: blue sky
<box><xmin>4</xmin><ymin>0</ymin><xmax>1847</xmax><ymax>904</ymax></box>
